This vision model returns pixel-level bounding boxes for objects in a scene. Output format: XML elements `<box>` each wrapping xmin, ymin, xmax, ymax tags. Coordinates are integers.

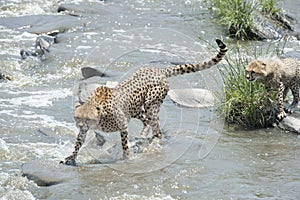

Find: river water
<box><xmin>0</xmin><ymin>0</ymin><xmax>300</xmax><ymax>199</ymax></box>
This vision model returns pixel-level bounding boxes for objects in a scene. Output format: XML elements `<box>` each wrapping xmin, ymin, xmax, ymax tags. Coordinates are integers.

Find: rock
<box><xmin>76</xmin><ymin>82</ymin><xmax>101</xmax><ymax>104</ymax></box>
<box><xmin>282</xmin><ymin>50</ymin><xmax>300</xmax><ymax>60</ymax></box>
<box><xmin>57</xmin><ymin>5</ymin><xmax>80</xmax><ymax>17</ymax></box>
<box><xmin>226</xmin><ymin>8</ymin><xmax>297</xmax><ymax>40</ymax></box>
<box><xmin>21</xmin><ymin>34</ymin><xmax>58</xmax><ymax>59</ymax></box>
<box><xmin>22</xmin><ymin>160</ymin><xmax>79</xmax><ymax>186</ymax></box>
<box><xmin>94</xmin><ymin>131</ymin><xmax>106</xmax><ymax>146</ymax></box>
<box><xmin>168</xmin><ymin>88</ymin><xmax>215</xmax><ymax>108</ymax></box>
<box><xmin>251</xmin><ymin>10</ymin><xmax>297</xmax><ymax>40</ymax></box>
<box><xmin>279</xmin><ymin>110</ymin><xmax>300</xmax><ymax>134</ymax></box>
<box><xmin>35</xmin><ymin>35</ymin><xmax>57</xmax><ymax>52</ymax></box>
<box><xmin>81</xmin><ymin>67</ymin><xmax>107</xmax><ymax>79</ymax></box>
<box><xmin>20</xmin><ymin>49</ymin><xmax>39</xmax><ymax>59</ymax></box>
<box><xmin>0</xmin><ymin>15</ymin><xmax>82</xmax><ymax>34</ymax></box>
<box><xmin>271</xmin><ymin>12</ymin><xmax>294</xmax><ymax>31</ymax></box>
<box><xmin>0</xmin><ymin>73</ymin><xmax>11</xmax><ymax>81</ymax></box>
<box><xmin>75</xmin><ymin>81</ymin><xmax>118</xmax><ymax>105</ymax></box>
<box><xmin>57</xmin><ymin>2</ymin><xmax>106</xmax><ymax>16</ymax></box>
<box><xmin>129</xmin><ymin>137</ymin><xmax>151</xmax><ymax>154</ymax></box>
<box><xmin>252</xmin><ymin>11</ymin><xmax>283</xmax><ymax>40</ymax></box>
<box><xmin>57</xmin><ymin>6</ymin><xmax>68</xmax><ymax>13</ymax></box>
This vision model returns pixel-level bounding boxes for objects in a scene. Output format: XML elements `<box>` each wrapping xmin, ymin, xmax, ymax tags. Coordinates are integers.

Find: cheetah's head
<box><xmin>245</xmin><ymin>60</ymin><xmax>268</xmax><ymax>82</ymax></box>
<box><xmin>74</xmin><ymin>86</ymin><xmax>112</xmax><ymax>129</ymax></box>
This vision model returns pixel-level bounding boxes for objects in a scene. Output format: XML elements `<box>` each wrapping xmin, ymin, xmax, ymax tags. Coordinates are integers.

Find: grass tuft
<box><xmin>259</xmin><ymin>0</ymin><xmax>282</xmax><ymax>15</ymax></box>
<box><xmin>208</xmin><ymin>0</ymin><xmax>284</xmax><ymax>39</ymax></box>
<box><xmin>209</xmin><ymin>0</ymin><xmax>256</xmax><ymax>39</ymax></box>
<box><xmin>217</xmin><ymin>41</ymin><xmax>286</xmax><ymax>128</ymax></box>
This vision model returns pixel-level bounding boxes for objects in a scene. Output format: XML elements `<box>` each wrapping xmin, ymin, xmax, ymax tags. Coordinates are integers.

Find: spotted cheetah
<box><xmin>61</xmin><ymin>39</ymin><xmax>227</xmax><ymax>166</ymax></box>
<box><xmin>246</xmin><ymin>57</ymin><xmax>300</xmax><ymax>121</ymax></box>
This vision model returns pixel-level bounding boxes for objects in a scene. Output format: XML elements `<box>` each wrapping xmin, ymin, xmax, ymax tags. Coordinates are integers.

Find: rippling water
<box><xmin>1</xmin><ymin>0</ymin><xmax>300</xmax><ymax>199</ymax></box>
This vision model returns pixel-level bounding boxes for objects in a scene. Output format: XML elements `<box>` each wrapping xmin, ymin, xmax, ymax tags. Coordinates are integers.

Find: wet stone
<box><xmin>0</xmin><ymin>73</ymin><xmax>11</xmax><ymax>81</ymax></box>
<box><xmin>0</xmin><ymin>15</ymin><xmax>82</xmax><ymax>34</ymax></box>
<box><xmin>94</xmin><ymin>130</ymin><xmax>106</xmax><ymax>146</ymax></box>
<box><xmin>57</xmin><ymin>2</ymin><xmax>106</xmax><ymax>16</ymax></box>
<box><xmin>246</xmin><ymin>10</ymin><xmax>297</xmax><ymax>40</ymax></box>
<box><xmin>280</xmin><ymin>110</ymin><xmax>300</xmax><ymax>134</ymax></box>
<box><xmin>282</xmin><ymin>50</ymin><xmax>300</xmax><ymax>60</ymax></box>
<box><xmin>21</xmin><ymin>160</ymin><xmax>79</xmax><ymax>187</ymax></box>
<box><xmin>81</xmin><ymin>67</ymin><xmax>107</xmax><ymax>79</ymax></box>
<box><xmin>168</xmin><ymin>88</ymin><xmax>215</xmax><ymax>108</ymax></box>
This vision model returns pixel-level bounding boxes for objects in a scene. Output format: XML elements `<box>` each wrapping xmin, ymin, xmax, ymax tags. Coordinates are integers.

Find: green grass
<box><xmin>217</xmin><ymin>41</ymin><xmax>286</xmax><ymax>128</ymax></box>
<box><xmin>208</xmin><ymin>0</ymin><xmax>284</xmax><ymax>39</ymax></box>
<box><xmin>209</xmin><ymin>0</ymin><xmax>256</xmax><ymax>39</ymax></box>
<box><xmin>259</xmin><ymin>0</ymin><xmax>282</xmax><ymax>15</ymax></box>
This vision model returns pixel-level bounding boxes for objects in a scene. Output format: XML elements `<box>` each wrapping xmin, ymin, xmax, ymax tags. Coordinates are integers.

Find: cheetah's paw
<box><xmin>277</xmin><ymin>111</ymin><xmax>287</xmax><ymax>121</ymax></box>
<box><xmin>285</xmin><ymin>103</ymin><xmax>298</xmax><ymax>114</ymax></box>
<box><xmin>59</xmin><ymin>156</ymin><xmax>76</xmax><ymax>166</ymax></box>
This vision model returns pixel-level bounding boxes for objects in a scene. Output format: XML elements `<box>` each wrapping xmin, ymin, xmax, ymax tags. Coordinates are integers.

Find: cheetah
<box><xmin>246</xmin><ymin>57</ymin><xmax>300</xmax><ymax>121</ymax></box>
<box><xmin>61</xmin><ymin>39</ymin><xmax>227</xmax><ymax>166</ymax></box>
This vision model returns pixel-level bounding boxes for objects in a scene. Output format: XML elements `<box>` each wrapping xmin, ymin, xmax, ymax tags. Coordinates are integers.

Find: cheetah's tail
<box><xmin>164</xmin><ymin>39</ymin><xmax>227</xmax><ymax>78</ymax></box>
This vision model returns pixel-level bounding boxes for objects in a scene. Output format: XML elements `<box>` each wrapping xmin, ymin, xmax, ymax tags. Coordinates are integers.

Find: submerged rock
<box><xmin>22</xmin><ymin>160</ymin><xmax>78</xmax><ymax>186</ymax></box>
<box><xmin>0</xmin><ymin>15</ymin><xmax>81</xmax><ymax>34</ymax></box>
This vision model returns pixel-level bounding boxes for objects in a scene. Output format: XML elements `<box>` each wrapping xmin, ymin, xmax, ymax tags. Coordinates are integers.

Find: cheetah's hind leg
<box><xmin>276</xmin><ymin>82</ymin><xmax>287</xmax><ymax>121</ymax></box>
<box><xmin>143</xmin><ymin>85</ymin><xmax>167</xmax><ymax>142</ymax></box>
<box><xmin>285</xmin><ymin>82</ymin><xmax>299</xmax><ymax>113</ymax></box>
<box><xmin>133</xmin><ymin>110</ymin><xmax>151</xmax><ymax>137</ymax></box>
<box><xmin>144</xmin><ymin>103</ymin><xmax>163</xmax><ymax>142</ymax></box>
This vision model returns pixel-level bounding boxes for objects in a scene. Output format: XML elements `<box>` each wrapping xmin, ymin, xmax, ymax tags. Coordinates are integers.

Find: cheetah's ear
<box><xmin>258</xmin><ymin>61</ymin><xmax>267</xmax><ymax>68</ymax></box>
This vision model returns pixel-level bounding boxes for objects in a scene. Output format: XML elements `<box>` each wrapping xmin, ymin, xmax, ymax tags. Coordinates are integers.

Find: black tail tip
<box><xmin>216</xmin><ymin>39</ymin><xmax>226</xmax><ymax>49</ymax></box>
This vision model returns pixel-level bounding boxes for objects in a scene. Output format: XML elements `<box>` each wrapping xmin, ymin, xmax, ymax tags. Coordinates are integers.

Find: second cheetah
<box><xmin>246</xmin><ymin>57</ymin><xmax>300</xmax><ymax>121</ymax></box>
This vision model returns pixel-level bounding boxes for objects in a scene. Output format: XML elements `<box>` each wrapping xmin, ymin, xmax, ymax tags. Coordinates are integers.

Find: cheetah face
<box><xmin>245</xmin><ymin>60</ymin><xmax>267</xmax><ymax>82</ymax></box>
<box><xmin>74</xmin><ymin>86</ymin><xmax>112</xmax><ymax>129</ymax></box>
<box><xmin>74</xmin><ymin>102</ymin><xmax>104</xmax><ymax>129</ymax></box>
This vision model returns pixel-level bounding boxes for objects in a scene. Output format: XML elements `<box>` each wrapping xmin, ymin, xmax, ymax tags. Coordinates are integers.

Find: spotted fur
<box><xmin>61</xmin><ymin>39</ymin><xmax>227</xmax><ymax>165</ymax></box>
<box><xmin>246</xmin><ymin>58</ymin><xmax>300</xmax><ymax>121</ymax></box>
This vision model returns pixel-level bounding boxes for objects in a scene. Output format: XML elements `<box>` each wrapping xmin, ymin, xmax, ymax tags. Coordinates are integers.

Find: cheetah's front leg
<box><xmin>276</xmin><ymin>81</ymin><xmax>287</xmax><ymax>121</ymax></box>
<box><xmin>120</xmin><ymin>128</ymin><xmax>130</xmax><ymax>159</ymax></box>
<box><xmin>60</xmin><ymin>126</ymin><xmax>88</xmax><ymax>166</ymax></box>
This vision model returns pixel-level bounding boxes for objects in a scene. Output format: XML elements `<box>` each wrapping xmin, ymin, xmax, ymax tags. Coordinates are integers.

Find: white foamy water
<box><xmin>6</xmin><ymin>89</ymin><xmax>72</xmax><ymax>108</ymax></box>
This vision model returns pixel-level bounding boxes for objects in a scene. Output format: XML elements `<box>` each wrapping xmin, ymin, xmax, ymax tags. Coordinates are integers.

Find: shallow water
<box><xmin>0</xmin><ymin>0</ymin><xmax>300</xmax><ymax>199</ymax></box>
